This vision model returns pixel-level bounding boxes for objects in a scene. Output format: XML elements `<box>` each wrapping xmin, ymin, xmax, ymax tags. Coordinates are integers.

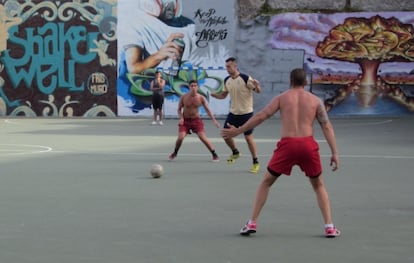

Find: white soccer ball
<box><xmin>150</xmin><ymin>164</ymin><xmax>164</xmax><ymax>178</ymax></box>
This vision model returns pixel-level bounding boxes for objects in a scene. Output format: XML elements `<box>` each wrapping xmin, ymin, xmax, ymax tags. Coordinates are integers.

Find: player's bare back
<box><xmin>278</xmin><ymin>89</ymin><xmax>320</xmax><ymax>138</ymax></box>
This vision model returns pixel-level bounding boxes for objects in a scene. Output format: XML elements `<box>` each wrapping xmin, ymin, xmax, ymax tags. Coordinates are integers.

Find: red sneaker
<box><xmin>169</xmin><ymin>153</ymin><xmax>176</xmax><ymax>161</ymax></box>
<box><xmin>240</xmin><ymin>220</ymin><xmax>256</xmax><ymax>236</ymax></box>
<box><xmin>325</xmin><ymin>226</ymin><xmax>341</xmax><ymax>238</ymax></box>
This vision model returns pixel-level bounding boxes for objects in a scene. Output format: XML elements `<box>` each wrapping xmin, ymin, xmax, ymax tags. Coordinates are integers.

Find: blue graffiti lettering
<box><xmin>0</xmin><ymin>23</ymin><xmax>98</xmax><ymax>94</ymax></box>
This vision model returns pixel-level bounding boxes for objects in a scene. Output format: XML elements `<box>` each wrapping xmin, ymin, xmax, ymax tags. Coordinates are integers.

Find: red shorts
<box><xmin>267</xmin><ymin>136</ymin><xmax>322</xmax><ymax>177</ymax></box>
<box><xmin>179</xmin><ymin>117</ymin><xmax>205</xmax><ymax>134</ymax></box>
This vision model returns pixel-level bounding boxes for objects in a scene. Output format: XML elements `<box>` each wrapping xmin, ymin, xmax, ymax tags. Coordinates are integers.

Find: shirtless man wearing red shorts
<box><xmin>169</xmin><ymin>80</ymin><xmax>220</xmax><ymax>162</ymax></box>
<box><xmin>221</xmin><ymin>68</ymin><xmax>341</xmax><ymax>238</ymax></box>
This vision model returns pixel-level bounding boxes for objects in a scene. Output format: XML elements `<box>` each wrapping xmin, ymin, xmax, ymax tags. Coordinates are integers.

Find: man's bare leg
<box><xmin>245</xmin><ymin>134</ymin><xmax>258</xmax><ymax>160</ymax></box>
<box><xmin>309</xmin><ymin>175</ymin><xmax>332</xmax><ymax>224</ymax></box>
<box><xmin>224</xmin><ymin>137</ymin><xmax>237</xmax><ymax>152</ymax></box>
<box><xmin>240</xmin><ymin>171</ymin><xmax>279</xmax><ymax>235</ymax></box>
<box><xmin>197</xmin><ymin>132</ymin><xmax>219</xmax><ymax>161</ymax></box>
<box><xmin>251</xmin><ymin>171</ymin><xmax>278</xmax><ymax>221</ymax></box>
<box><xmin>169</xmin><ymin>132</ymin><xmax>186</xmax><ymax>160</ymax></box>
<box><xmin>197</xmin><ymin>132</ymin><xmax>215</xmax><ymax>152</ymax></box>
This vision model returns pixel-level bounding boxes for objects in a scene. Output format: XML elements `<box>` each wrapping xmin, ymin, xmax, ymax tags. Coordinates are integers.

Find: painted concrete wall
<box><xmin>239</xmin><ymin>0</ymin><xmax>414</xmax><ymax>20</ymax></box>
<box><xmin>0</xmin><ymin>0</ymin><xmax>412</xmax><ymax>117</ymax></box>
<box><xmin>236</xmin><ymin>1</ymin><xmax>414</xmax><ymax>115</ymax></box>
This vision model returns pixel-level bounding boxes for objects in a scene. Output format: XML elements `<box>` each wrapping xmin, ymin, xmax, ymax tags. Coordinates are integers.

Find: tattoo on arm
<box><xmin>316</xmin><ymin>100</ymin><xmax>329</xmax><ymax>124</ymax></box>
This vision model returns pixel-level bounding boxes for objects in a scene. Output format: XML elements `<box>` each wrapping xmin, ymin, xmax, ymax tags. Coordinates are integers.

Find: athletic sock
<box><xmin>325</xmin><ymin>224</ymin><xmax>334</xmax><ymax>228</ymax></box>
<box><xmin>232</xmin><ymin>149</ymin><xmax>239</xmax><ymax>155</ymax></box>
<box><xmin>211</xmin><ymin>150</ymin><xmax>218</xmax><ymax>157</ymax></box>
<box><xmin>253</xmin><ymin>158</ymin><xmax>259</xmax><ymax>164</ymax></box>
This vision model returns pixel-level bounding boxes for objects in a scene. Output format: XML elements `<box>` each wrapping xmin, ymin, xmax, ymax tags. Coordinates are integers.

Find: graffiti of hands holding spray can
<box><xmin>157</xmin><ymin>33</ymin><xmax>185</xmax><ymax>76</ymax></box>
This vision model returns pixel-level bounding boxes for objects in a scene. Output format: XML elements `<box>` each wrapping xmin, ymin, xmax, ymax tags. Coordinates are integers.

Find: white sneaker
<box><xmin>159</xmin><ymin>121</ymin><xmax>164</xmax><ymax>125</ymax></box>
<box><xmin>151</xmin><ymin>121</ymin><xmax>157</xmax><ymax>125</ymax></box>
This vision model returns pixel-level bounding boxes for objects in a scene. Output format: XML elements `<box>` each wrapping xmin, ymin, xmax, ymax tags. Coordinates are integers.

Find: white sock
<box><xmin>325</xmin><ymin>223</ymin><xmax>334</xmax><ymax>229</ymax></box>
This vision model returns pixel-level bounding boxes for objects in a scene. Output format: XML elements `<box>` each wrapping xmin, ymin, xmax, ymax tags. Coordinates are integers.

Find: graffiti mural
<box><xmin>269</xmin><ymin>12</ymin><xmax>414</xmax><ymax>115</ymax></box>
<box><xmin>117</xmin><ymin>0</ymin><xmax>234</xmax><ymax>117</ymax></box>
<box><xmin>0</xmin><ymin>0</ymin><xmax>117</xmax><ymax>117</ymax></box>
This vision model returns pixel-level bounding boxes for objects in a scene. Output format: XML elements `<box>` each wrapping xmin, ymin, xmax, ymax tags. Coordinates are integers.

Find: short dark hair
<box><xmin>225</xmin><ymin>57</ymin><xmax>237</xmax><ymax>63</ymax></box>
<box><xmin>189</xmin><ymin>80</ymin><xmax>198</xmax><ymax>85</ymax></box>
<box><xmin>290</xmin><ymin>68</ymin><xmax>307</xmax><ymax>86</ymax></box>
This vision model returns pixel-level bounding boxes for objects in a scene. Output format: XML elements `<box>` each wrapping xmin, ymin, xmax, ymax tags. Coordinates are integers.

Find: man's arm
<box><xmin>125</xmin><ymin>33</ymin><xmax>185</xmax><ymax>74</ymax></box>
<box><xmin>221</xmin><ymin>95</ymin><xmax>280</xmax><ymax>138</ymax></box>
<box><xmin>125</xmin><ymin>46</ymin><xmax>162</xmax><ymax>74</ymax></box>
<box><xmin>201</xmin><ymin>96</ymin><xmax>220</xmax><ymax>128</ymax></box>
<box><xmin>159</xmin><ymin>78</ymin><xmax>166</xmax><ymax>89</ymax></box>
<box><xmin>252</xmin><ymin>78</ymin><xmax>262</xmax><ymax>93</ymax></box>
<box><xmin>210</xmin><ymin>90</ymin><xmax>228</xmax><ymax>99</ymax></box>
<box><xmin>316</xmin><ymin>100</ymin><xmax>339</xmax><ymax>171</ymax></box>
<box><xmin>177</xmin><ymin>96</ymin><xmax>185</xmax><ymax>124</ymax></box>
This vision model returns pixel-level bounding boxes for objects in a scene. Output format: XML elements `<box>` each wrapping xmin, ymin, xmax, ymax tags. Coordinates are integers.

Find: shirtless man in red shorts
<box><xmin>169</xmin><ymin>80</ymin><xmax>220</xmax><ymax>162</ymax></box>
<box><xmin>221</xmin><ymin>68</ymin><xmax>341</xmax><ymax>238</ymax></box>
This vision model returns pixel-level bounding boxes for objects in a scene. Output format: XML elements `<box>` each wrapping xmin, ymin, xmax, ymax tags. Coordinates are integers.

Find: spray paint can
<box><xmin>167</xmin><ymin>38</ymin><xmax>185</xmax><ymax>76</ymax></box>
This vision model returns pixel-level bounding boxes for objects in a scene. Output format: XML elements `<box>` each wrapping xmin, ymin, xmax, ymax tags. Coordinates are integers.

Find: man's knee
<box><xmin>262</xmin><ymin>171</ymin><xmax>278</xmax><ymax>186</ymax></box>
<box><xmin>309</xmin><ymin>175</ymin><xmax>325</xmax><ymax>190</ymax></box>
<box><xmin>244</xmin><ymin>134</ymin><xmax>254</xmax><ymax>143</ymax></box>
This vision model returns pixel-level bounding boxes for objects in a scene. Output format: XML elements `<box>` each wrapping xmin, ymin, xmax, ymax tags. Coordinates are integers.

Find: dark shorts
<box><xmin>224</xmin><ymin>112</ymin><xmax>254</xmax><ymax>135</ymax></box>
<box><xmin>267</xmin><ymin>136</ymin><xmax>322</xmax><ymax>177</ymax></box>
<box><xmin>179</xmin><ymin>117</ymin><xmax>205</xmax><ymax>134</ymax></box>
<box><xmin>152</xmin><ymin>93</ymin><xmax>164</xmax><ymax>110</ymax></box>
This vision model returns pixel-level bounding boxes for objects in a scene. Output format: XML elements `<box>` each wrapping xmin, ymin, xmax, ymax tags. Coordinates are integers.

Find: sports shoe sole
<box><xmin>325</xmin><ymin>229</ymin><xmax>341</xmax><ymax>238</ymax></box>
<box><xmin>227</xmin><ymin>154</ymin><xmax>241</xmax><ymax>164</ymax></box>
<box><xmin>240</xmin><ymin>229</ymin><xmax>256</xmax><ymax>236</ymax></box>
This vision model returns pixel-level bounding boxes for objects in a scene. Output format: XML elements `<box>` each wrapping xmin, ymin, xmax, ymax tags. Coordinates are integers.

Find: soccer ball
<box><xmin>150</xmin><ymin>164</ymin><xmax>164</xmax><ymax>178</ymax></box>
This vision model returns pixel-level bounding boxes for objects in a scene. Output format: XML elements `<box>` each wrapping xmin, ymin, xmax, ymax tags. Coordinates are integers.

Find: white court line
<box><xmin>322</xmin><ymin>154</ymin><xmax>414</xmax><ymax>159</ymax></box>
<box><xmin>4</xmin><ymin>119</ymin><xmax>21</xmax><ymax>125</ymax></box>
<box><xmin>332</xmin><ymin>119</ymin><xmax>393</xmax><ymax>126</ymax></box>
<box><xmin>72</xmin><ymin>151</ymin><xmax>414</xmax><ymax>160</ymax></box>
<box><xmin>2</xmin><ymin>147</ymin><xmax>412</xmax><ymax>159</ymax></box>
<box><xmin>237</xmin><ymin>138</ymin><xmax>326</xmax><ymax>143</ymax></box>
<box><xmin>0</xmin><ymin>144</ymin><xmax>53</xmax><ymax>155</ymax></box>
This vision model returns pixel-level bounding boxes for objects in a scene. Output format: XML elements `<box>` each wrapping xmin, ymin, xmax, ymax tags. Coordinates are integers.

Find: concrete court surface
<box><xmin>0</xmin><ymin>116</ymin><xmax>413</xmax><ymax>263</ymax></box>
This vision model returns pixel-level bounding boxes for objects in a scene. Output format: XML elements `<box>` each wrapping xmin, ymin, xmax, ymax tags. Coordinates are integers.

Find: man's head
<box><xmin>225</xmin><ymin>57</ymin><xmax>238</xmax><ymax>76</ymax></box>
<box><xmin>189</xmin><ymin>80</ymin><xmax>198</xmax><ymax>92</ymax></box>
<box><xmin>290</xmin><ymin>68</ymin><xmax>307</xmax><ymax>87</ymax></box>
<box><xmin>159</xmin><ymin>0</ymin><xmax>180</xmax><ymax>21</ymax></box>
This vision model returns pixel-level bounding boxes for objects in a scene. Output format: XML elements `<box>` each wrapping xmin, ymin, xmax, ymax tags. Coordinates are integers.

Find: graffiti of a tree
<box><xmin>316</xmin><ymin>15</ymin><xmax>414</xmax><ymax>110</ymax></box>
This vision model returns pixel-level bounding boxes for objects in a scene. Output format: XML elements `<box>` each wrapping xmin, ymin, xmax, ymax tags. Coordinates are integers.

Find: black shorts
<box><xmin>152</xmin><ymin>93</ymin><xmax>164</xmax><ymax>110</ymax></box>
<box><xmin>224</xmin><ymin>112</ymin><xmax>254</xmax><ymax>135</ymax></box>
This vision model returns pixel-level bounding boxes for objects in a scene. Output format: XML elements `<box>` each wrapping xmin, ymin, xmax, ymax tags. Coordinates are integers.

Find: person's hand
<box><xmin>252</xmin><ymin>79</ymin><xmax>261</xmax><ymax>92</ymax></box>
<box><xmin>213</xmin><ymin>119</ymin><xmax>220</xmax><ymax>128</ymax></box>
<box><xmin>252</xmin><ymin>79</ymin><xmax>260</xmax><ymax>87</ymax></box>
<box><xmin>330</xmin><ymin>153</ymin><xmax>339</xmax><ymax>171</ymax></box>
<box><xmin>221</xmin><ymin>123</ymin><xmax>239</xmax><ymax>139</ymax></box>
<box><xmin>157</xmin><ymin>33</ymin><xmax>185</xmax><ymax>61</ymax></box>
<box><xmin>178</xmin><ymin>117</ymin><xmax>184</xmax><ymax>125</ymax></box>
